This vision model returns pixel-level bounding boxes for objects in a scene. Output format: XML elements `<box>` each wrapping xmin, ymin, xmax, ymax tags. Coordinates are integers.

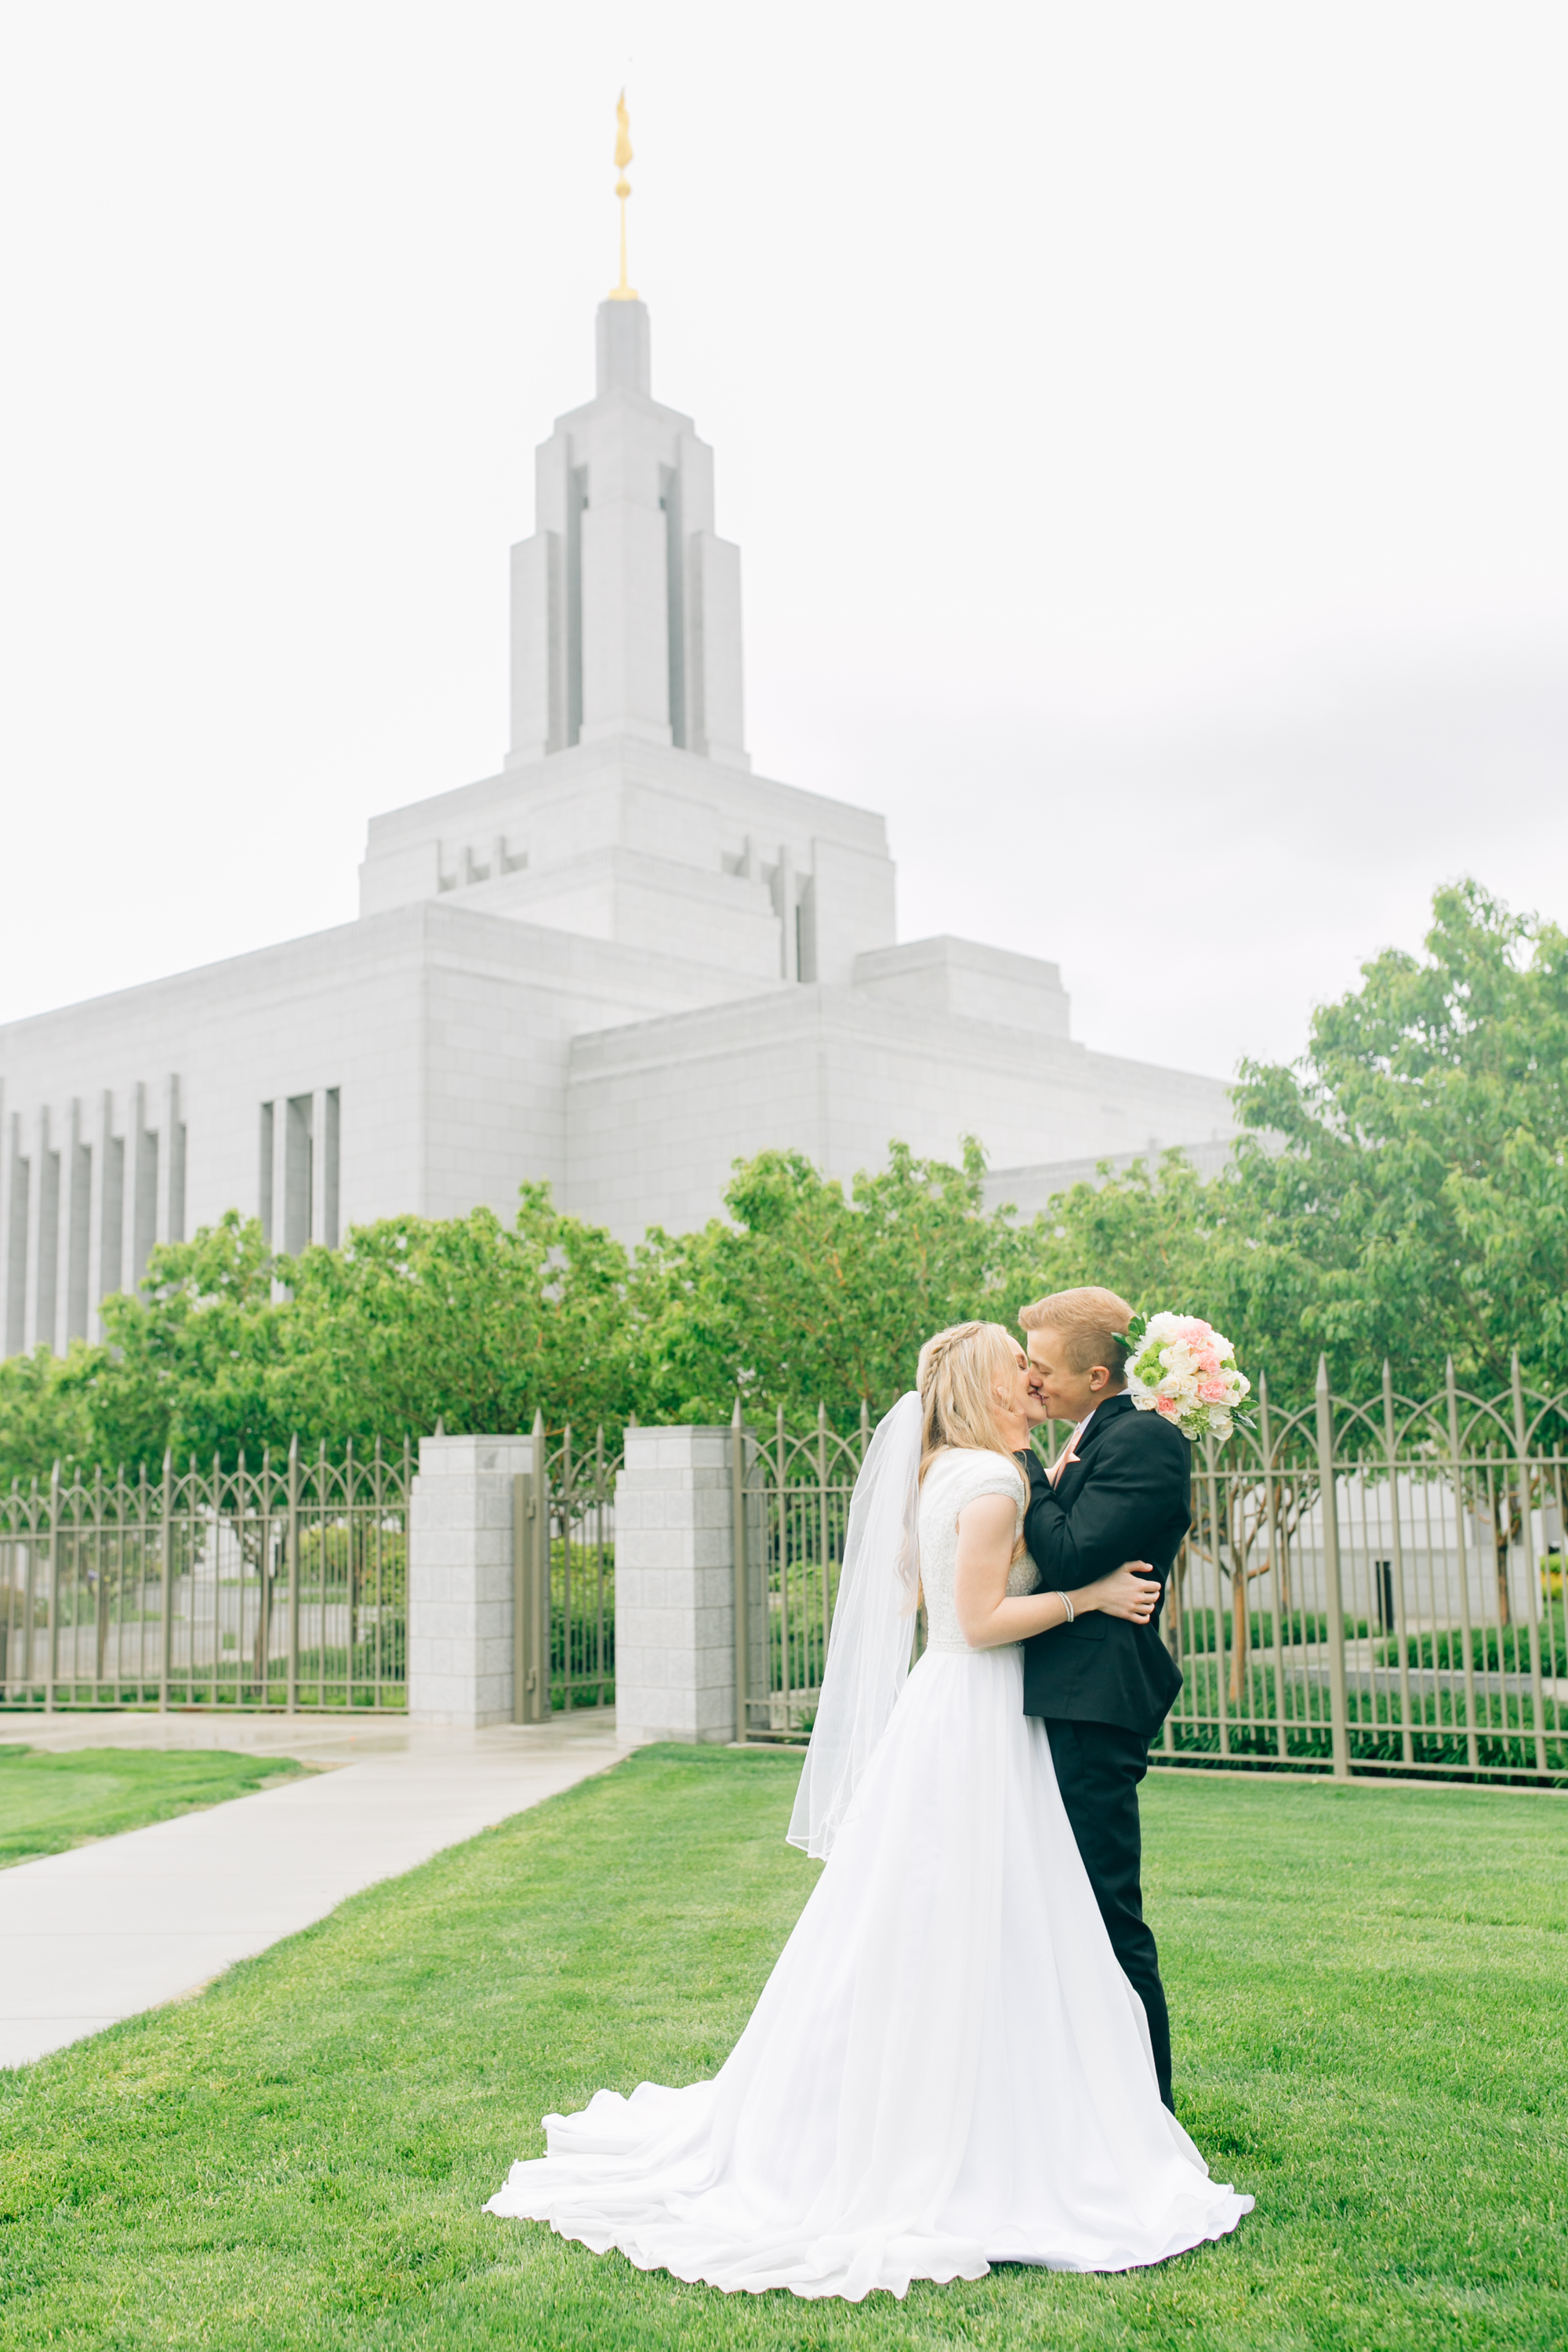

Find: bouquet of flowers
<box><xmin>1120</xmin><ymin>1312</ymin><xmax>1253</xmax><ymax>1444</ymax></box>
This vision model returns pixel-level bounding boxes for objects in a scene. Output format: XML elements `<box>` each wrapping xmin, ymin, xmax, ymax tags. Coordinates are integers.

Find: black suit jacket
<box><xmin>1019</xmin><ymin>1392</ymin><xmax>1188</xmax><ymax>1738</ymax></box>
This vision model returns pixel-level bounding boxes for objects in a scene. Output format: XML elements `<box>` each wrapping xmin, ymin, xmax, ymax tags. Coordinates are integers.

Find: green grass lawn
<box><xmin>1</xmin><ymin>1749</ymin><xmax>1564</xmax><ymax>2350</ymax></box>
<box><xmin>0</xmin><ymin>1744</ymin><xmax>312</xmax><ymax>1867</ymax></box>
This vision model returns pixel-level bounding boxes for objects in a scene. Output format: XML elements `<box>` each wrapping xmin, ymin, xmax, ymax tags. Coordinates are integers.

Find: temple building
<box><xmin>0</xmin><ymin>244</ymin><xmax>1234</xmax><ymax>1356</ymax></box>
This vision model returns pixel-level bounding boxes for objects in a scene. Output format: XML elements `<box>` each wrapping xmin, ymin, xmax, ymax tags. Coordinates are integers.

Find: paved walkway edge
<box><xmin>0</xmin><ymin>1712</ymin><xmax>637</xmax><ymax>2069</ymax></box>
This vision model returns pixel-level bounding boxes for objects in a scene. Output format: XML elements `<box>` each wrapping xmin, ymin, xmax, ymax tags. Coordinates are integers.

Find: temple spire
<box><xmin>608</xmin><ymin>90</ymin><xmax>638</xmax><ymax>302</ymax></box>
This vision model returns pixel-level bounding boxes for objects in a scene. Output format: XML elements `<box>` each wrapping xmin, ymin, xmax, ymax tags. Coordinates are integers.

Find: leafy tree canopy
<box><xmin>1226</xmin><ymin>878</ymin><xmax>1568</xmax><ymax>1397</ymax></box>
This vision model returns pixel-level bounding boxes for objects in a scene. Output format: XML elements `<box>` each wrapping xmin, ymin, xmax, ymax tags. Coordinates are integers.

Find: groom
<box><xmin>1015</xmin><ymin>1286</ymin><xmax>1187</xmax><ymax>2111</ymax></box>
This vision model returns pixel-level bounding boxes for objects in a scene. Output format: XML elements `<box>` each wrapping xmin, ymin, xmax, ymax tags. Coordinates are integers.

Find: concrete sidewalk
<box><xmin>0</xmin><ymin>1710</ymin><xmax>635</xmax><ymax>2069</ymax></box>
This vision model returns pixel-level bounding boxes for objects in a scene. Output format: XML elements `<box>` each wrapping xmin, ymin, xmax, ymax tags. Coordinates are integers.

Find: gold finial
<box><xmin>609</xmin><ymin>89</ymin><xmax>638</xmax><ymax>301</ymax></box>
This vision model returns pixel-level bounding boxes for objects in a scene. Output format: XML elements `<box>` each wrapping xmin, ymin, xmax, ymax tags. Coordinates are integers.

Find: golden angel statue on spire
<box><xmin>609</xmin><ymin>89</ymin><xmax>637</xmax><ymax>297</ymax></box>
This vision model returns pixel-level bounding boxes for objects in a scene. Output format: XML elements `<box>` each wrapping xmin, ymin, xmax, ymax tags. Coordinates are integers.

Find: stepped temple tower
<box><xmin>0</xmin><ymin>111</ymin><xmax>1234</xmax><ymax>1353</ymax></box>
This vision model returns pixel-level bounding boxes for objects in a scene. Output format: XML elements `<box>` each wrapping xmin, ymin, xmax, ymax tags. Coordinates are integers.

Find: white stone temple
<box><xmin>0</xmin><ymin>285</ymin><xmax>1235</xmax><ymax>1357</ymax></box>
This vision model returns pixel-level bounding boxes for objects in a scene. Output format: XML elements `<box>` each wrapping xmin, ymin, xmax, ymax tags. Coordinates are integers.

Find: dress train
<box><xmin>485</xmin><ymin>1644</ymin><xmax>1251</xmax><ymax>2300</ymax></box>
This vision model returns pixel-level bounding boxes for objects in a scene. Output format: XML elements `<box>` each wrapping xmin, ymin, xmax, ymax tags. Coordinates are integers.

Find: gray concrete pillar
<box><xmin>613</xmin><ymin>1425</ymin><xmax>737</xmax><ymax>1746</ymax></box>
<box><xmin>407</xmin><ymin>1432</ymin><xmax>535</xmax><ymax>1726</ymax></box>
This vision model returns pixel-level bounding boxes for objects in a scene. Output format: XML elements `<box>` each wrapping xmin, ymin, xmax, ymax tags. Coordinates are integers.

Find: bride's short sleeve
<box><xmin>944</xmin><ymin>1457</ymin><xmax>1027</xmax><ymax>1516</ymax></box>
<box><xmin>918</xmin><ymin>1451</ymin><xmax>1032</xmax><ymax>1651</ymax></box>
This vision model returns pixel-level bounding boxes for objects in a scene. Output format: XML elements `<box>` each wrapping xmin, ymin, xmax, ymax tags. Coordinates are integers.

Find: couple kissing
<box><xmin>485</xmin><ymin>1287</ymin><xmax>1250</xmax><ymax>2302</ymax></box>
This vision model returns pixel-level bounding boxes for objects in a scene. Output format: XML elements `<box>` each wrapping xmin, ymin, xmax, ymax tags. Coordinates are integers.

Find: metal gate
<box><xmin>0</xmin><ymin>1439</ymin><xmax>410</xmax><ymax>1712</ymax></box>
<box><xmin>511</xmin><ymin>1414</ymin><xmax>621</xmax><ymax>1722</ymax></box>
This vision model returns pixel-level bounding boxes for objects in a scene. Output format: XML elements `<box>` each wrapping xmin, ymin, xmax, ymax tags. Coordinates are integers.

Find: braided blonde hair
<box><xmin>916</xmin><ymin>1321</ymin><xmax>1027</xmax><ymax>1484</ymax></box>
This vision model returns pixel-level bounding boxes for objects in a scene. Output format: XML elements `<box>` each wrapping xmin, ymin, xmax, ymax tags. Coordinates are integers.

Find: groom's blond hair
<box><xmin>1018</xmin><ymin>1287</ymin><xmax>1134</xmax><ymax>1385</ymax></box>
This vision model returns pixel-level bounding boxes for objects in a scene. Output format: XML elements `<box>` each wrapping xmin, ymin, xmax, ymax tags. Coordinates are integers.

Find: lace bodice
<box><xmin>917</xmin><ymin>1447</ymin><xmax>1036</xmax><ymax>1653</ymax></box>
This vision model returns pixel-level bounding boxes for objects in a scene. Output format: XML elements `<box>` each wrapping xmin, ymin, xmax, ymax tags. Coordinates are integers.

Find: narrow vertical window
<box><xmin>5</xmin><ymin>1153</ymin><xmax>30</xmax><ymax>1356</ymax></box>
<box><xmin>797</xmin><ymin>878</ymin><xmax>818</xmax><ymax>982</ymax></box>
<box><xmin>169</xmin><ymin>1121</ymin><xmax>187</xmax><ymax>1247</ymax></box>
<box><xmin>259</xmin><ymin>1102</ymin><xmax>274</xmax><ymax>1244</ymax></box>
<box><xmin>566</xmin><ymin>464</ymin><xmax>588</xmax><ymax>746</ymax></box>
<box><xmin>36</xmin><ymin>1145</ymin><xmax>60</xmax><ymax>1347</ymax></box>
<box><xmin>132</xmin><ymin>1129</ymin><xmax>158</xmax><ymax>1293</ymax></box>
<box><xmin>323</xmin><ymin>1089</ymin><xmax>340</xmax><ymax>1250</ymax></box>
<box><xmin>285</xmin><ymin>1096</ymin><xmax>313</xmax><ymax>1254</ymax></box>
<box><xmin>67</xmin><ymin>1140</ymin><xmax>91</xmax><ymax>1341</ymax></box>
<box><xmin>100</xmin><ymin>1136</ymin><xmax>124</xmax><ymax>1301</ymax></box>
<box><xmin>661</xmin><ymin>463</ymin><xmax>686</xmax><ymax>748</ymax></box>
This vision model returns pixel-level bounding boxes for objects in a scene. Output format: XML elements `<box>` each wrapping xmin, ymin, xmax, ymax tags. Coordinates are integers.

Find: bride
<box><xmin>485</xmin><ymin>1321</ymin><xmax>1253</xmax><ymax>2300</ymax></box>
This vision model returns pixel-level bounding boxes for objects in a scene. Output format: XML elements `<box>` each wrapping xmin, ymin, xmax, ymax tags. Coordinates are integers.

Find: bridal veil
<box><xmin>786</xmin><ymin>1389</ymin><xmax>922</xmax><ymax>1860</ymax></box>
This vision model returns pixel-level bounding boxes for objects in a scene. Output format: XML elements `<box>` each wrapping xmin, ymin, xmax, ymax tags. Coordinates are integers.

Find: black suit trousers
<box><xmin>1044</xmin><ymin>1716</ymin><xmax>1174</xmax><ymax>2111</ymax></box>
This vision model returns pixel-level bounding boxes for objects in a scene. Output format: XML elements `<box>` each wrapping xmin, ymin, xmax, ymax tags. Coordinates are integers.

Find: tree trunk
<box><xmin>1493</xmin><ymin>1486</ymin><xmax>1514</xmax><ymax>1628</ymax></box>
<box><xmin>1229</xmin><ymin>1564</ymin><xmax>1248</xmax><ymax>1707</ymax></box>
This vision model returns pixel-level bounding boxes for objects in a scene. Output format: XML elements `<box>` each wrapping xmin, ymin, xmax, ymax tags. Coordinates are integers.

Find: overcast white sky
<box><xmin>2</xmin><ymin>1</ymin><xmax>1565</xmax><ymax>1087</ymax></box>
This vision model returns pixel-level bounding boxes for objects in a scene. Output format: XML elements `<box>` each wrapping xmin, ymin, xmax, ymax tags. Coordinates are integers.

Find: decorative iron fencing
<box><xmin>543</xmin><ymin>1423</ymin><xmax>620</xmax><ymax>1713</ymax></box>
<box><xmin>5</xmin><ymin>1357</ymin><xmax>1563</xmax><ymax>1786</ymax></box>
<box><xmin>734</xmin><ymin>1404</ymin><xmax>869</xmax><ymax>1740</ymax></box>
<box><xmin>1164</xmin><ymin>1358</ymin><xmax>1566</xmax><ymax>1784</ymax></box>
<box><xmin>0</xmin><ymin>1439</ymin><xmax>411</xmax><ymax>1712</ymax></box>
<box><xmin>733</xmin><ymin>1363</ymin><xmax>1567</xmax><ymax>1787</ymax></box>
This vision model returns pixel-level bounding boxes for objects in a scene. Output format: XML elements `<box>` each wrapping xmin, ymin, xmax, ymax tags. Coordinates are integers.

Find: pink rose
<box><xmin>1154</xmin><ymin>1395</ymin><xmax>1179</xmax><ymax>1416</ymax></box>
<box><xmin>1197</xmin><ymin>1377</ymin><xmax>1229</xmax><ymax>1403</ymax></box>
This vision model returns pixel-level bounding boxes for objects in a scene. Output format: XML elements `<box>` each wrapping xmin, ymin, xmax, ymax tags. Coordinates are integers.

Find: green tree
<box><xmin>89</xmin><ymin>1211</ymin><xmax>290</xmax><ymax>1468</ymax></box>
<box><xmin>0</xmin><ymin>1344</ymin><xmax>96</xmax><ymax>1490</ymax></box>
<box><xmin>0</xmin><ymin>1192</ymin><xmax>639</xmax><ymax>1483</ymax></box>
<box><xmin>1228</xmin><ymin>878</ymin><xmax>1568</xmax><ymax>1399</ymax></box>
<box><xmin>997</xmin><ymin>881</ymin><xmax>1568</xmax><ymax>1416</ymax></box>
<box><xmin>276</xmin><ymin>1185</ymin><xmax>634</xmax><ymax>1445</ymax></box>
<box><xmin>627</xmin><ymin>1139</ymin><xmax>1034</xmax><ymax>1430</ymax></box>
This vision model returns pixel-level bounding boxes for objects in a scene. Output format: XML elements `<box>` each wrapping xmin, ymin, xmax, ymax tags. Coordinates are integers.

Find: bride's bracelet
<box><xmin>1058</xmin><ymin>1591</ymin><xmax>1074</xmax><ymax>1625</ymax></box>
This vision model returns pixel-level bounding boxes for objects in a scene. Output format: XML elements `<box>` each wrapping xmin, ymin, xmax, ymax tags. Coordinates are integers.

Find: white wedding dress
<box><xmin>485</xmin><ymin>1443</ymin><xmax>1252</xmax><ymax>2300</ymax></box>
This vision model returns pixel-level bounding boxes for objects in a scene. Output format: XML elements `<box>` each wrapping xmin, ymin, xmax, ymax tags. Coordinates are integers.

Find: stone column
<box><xmin>614</xmin><ymin>1426</ymin><xmax>737</xmax><ymax>1746</ymax></box>
<box><xmin>407</xmin><ymin>1431</ymin><xmax>535</xmax><ymax>1726</ymax></box>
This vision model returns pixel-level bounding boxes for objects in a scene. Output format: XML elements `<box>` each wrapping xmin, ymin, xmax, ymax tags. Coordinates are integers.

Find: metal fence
<box><xmin>7</xmin><ymin>1360</ymin><xmax>1563</xmax><ymax>1784</ymax></box>
<box><xmin>734</xmin><ymin>1404</ymin><xmax>869</xmax><ymax>1740</ymax></box>
<box><xmin>512</xmin><ymin>1420</ymin><xmax>621</xmax><ymax>1720</ymax></box>
<box><xmin>734</xmin><ymin>1364</ymin><xmax>1567</xmax><ymax>1787</ymax></box>
<box><xmin>0</xmin><ymin>1439</ymin><xmax>411</xmax><ymax>1712</ymax></box>
<box><xmin>1165</xmin><ymin>1358</ymin><xmax>1566</xmax><ymax>1784</ymax></box>
<box><xmin>0</xmin><ymin>1420</ymin><xmax>626</xmax><ymax>1722</ymax></box>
